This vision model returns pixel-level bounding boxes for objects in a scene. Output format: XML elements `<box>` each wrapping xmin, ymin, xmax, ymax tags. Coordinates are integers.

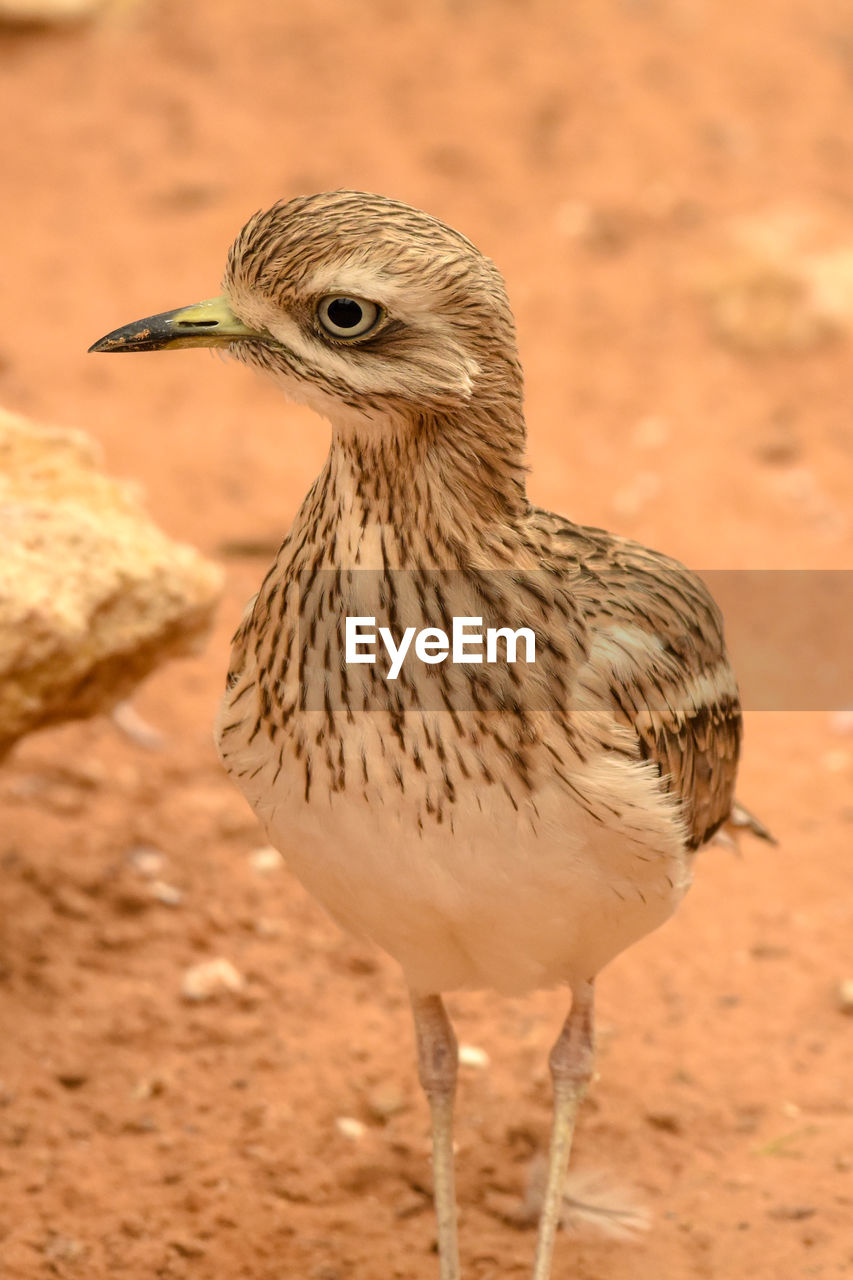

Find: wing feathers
<box><xmin>532</xmin><ymin>509</ymin><xmax>767</xmax><ymax>849</ymax></box>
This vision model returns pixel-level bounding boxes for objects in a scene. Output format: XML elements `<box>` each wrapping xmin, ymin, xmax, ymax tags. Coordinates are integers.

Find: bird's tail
<box><xmin>714</xmin><ymin>799</ymin><xmax>777</xmax><ymax>849</ymax></box>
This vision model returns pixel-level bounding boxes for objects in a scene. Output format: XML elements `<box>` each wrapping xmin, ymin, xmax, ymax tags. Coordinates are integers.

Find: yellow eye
<box><xmin>317</xmin><ymin>295</ymin><xmax>381</xmax><ymax>339</ymax></box>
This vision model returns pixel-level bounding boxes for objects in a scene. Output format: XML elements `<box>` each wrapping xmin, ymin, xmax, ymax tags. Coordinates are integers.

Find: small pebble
<box><xmin>149</xmin><ymin>880</ymin><xmax>183</xmax><ymax>907</ymax></box>
<box><xmin>459</xmin><ymin>1043</ymin><xmax>490</xmax><ymax>1069</ymax></box>
<box><xmin>111</xmin><ymin>701</ymin><xmax>165</xmax><ymax>750</ymax></box>
<box><xmin>248</xmin><ymin>846</ymin><xmax>284</xmax><ymax>873</ymax></box>
<box><xmin>254</xmin><ymin>917</ymin><xmax>284</xmax><ymax>937</ymax></box>
<box><xmin>180</xmin><ymin>958</ymin><xmax>244</xmax><ymax>1002</ymax></box>
<box><xmin>128</xmin><ymin>846</ymin><xmax>166</xmax><ymax>878</ymax></box>
<box><xmin>132</xmin><ymin>1075</ymin><xmax>167</xmax><ymax>1101</ymax></box>
<box><xmin>335</xmin><ymin>1115</ymin><xmax>367</xmax><ymax>1140</ymax></box>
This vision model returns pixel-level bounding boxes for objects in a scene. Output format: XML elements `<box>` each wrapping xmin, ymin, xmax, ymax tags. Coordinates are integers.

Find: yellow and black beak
<box><xmin>88</xmin><ymin>295</ymin><xmax>261</xmax><ymax>354</ymax></box>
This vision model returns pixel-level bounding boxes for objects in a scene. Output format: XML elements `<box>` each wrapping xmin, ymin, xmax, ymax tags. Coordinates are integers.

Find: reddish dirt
<box><xmin>1</xmin><ymin>3</ymin><xmax>852</xmax><ymax>1278</ymax></box>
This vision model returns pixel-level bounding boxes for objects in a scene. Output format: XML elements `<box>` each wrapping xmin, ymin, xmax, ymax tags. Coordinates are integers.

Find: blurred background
<box><xmin>1</xmin><ymin>3</ymin><xmax>851</xmax><ymax>1278</ymax></box>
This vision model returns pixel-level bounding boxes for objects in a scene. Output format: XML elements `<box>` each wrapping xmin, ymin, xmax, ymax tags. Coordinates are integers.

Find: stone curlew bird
<box><xmin>91</xmin><ymin>190</ymin><xmax>772</xmax><ymax>1280</ymax></box>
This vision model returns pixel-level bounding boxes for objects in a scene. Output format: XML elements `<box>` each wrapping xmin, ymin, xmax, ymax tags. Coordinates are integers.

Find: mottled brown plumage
<box><xmin>91</xmin><ymin>190</ymin><xmax>771</xmax><ymax>1280</ymax></box>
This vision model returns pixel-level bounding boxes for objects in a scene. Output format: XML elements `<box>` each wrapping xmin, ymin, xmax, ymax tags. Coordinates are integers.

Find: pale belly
<box><xmin>216</xmin><ymin>689</ymin><xmax>693</xmax><ymax>997</ymax></box>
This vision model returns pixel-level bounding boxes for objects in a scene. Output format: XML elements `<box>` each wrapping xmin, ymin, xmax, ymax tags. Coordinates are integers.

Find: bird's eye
<box><xmin>317</xmin><ymin>295</ymin><xmax>381</xmax><ymax>339</ymax></box>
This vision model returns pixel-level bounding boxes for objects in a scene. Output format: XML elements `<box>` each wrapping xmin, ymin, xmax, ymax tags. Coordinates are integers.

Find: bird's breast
<box><xmin>216</xmin><ymin>658</ymin><xmax>691</xmax><ymax>995</ymax></box>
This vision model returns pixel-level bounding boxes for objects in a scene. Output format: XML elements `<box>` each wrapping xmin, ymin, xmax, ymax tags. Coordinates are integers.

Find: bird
<box><xmin>90</xmin><ymin>190</ymin><xmax>772</xmax><ymax>1280</ymax></box>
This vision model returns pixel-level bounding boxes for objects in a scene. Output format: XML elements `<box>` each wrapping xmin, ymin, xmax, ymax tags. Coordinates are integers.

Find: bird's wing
<box><xmin>532</xmin><ymin>510</ymin><xmax>745</xmax><ymax>849</ymax></box>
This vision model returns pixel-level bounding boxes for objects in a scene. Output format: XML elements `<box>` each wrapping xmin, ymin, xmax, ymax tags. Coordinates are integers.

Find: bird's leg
<box><xmin>410</xmin><ymin>992</ymin><xmax>461</xmax><ymax>1280</ymax></box>
<box><xmin>531</xmin><ymin>980</ymin><xmax>596</xmax><ymax>1280</ymax></box>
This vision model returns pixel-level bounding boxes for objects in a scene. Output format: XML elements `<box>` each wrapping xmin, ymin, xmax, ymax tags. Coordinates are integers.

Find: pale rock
<box><xmin>0</xmin><ymin>408</ymin><xmax>223</xmax><ymax>756</ymax></box>
<box><xmin>149</xmin><ymin>880</ymin><xmax>183</xmax><ymax>907</ymax></box>
<box><xmin>127</xmin><ymin>846</ymin><xmax>166</xmax><ymax>878</ymax></box>
<box><xmin>335</xmin><ymin>1116</ymin><xmax>367</xmax><ymax>1140</ymax></box>
<box><xmin>180</xmin><ymin>958</ymin><xmax>244</xmax><ymax>1002</ymax></box>
<box><xmin>458</xmin><ymin>1043</ymin><xmax>491</xmax><ymax>1069</ymax></box>
<box><xmin>110</xmin><ymin>700</ymin><xmax>165</xmax><ymax>749</ymax></box>
<box><xmin>248</xmin><ymin>845</ymin><xmax>284</xmax><ymax>874</ymax></box>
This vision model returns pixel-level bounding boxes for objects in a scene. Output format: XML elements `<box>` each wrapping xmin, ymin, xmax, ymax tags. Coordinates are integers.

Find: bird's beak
<box><xmin>88</xmin><ymin>295</ymin><xmax>261</xmax><ymax>353</ymax></box>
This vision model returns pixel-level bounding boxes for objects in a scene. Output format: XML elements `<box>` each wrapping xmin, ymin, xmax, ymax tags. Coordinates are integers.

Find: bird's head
<box><xmin>90</xmin><ymin>191</ymin><xmax>523</xmax><ymax>434</ymax></box>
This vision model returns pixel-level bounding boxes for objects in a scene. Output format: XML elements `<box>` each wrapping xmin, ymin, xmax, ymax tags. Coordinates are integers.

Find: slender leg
<box><xmin>410</xmin><ymin>992</ymin><xmax>461</xmax><ymax>1280</ymax></box>
<box><xmin>531</xmin><ymin>980</ymin><xmax>596</xmax><ymax>1280</ymax></box>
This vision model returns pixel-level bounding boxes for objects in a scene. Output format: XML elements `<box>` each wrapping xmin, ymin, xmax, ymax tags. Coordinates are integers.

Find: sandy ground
<box><xmin>1</xmin><ymin>2</ymin><xmax>852</xmax><ymax>1277</ymax></box>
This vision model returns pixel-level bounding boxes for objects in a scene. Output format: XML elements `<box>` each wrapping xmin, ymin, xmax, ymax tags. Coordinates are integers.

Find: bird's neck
<box><xmin>315</xmin><ymin>397</ymin><xmax>529</xmax><ymax>564</ymax></box>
